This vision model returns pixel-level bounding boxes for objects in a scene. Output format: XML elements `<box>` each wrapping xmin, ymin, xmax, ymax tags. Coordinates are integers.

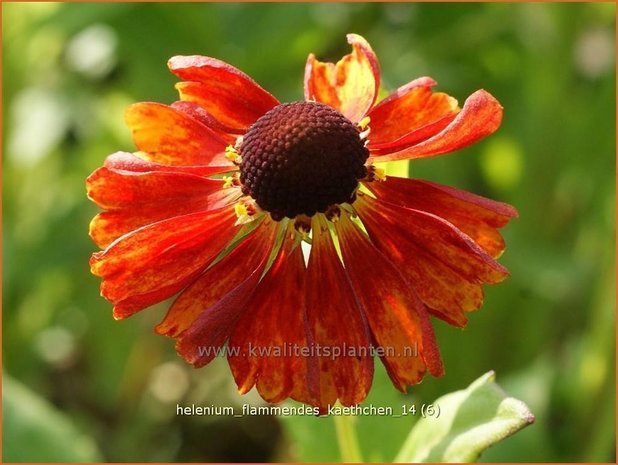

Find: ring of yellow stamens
<box><xmin>238</xmin><ymin>102</ymin><xmax>369</xmax><ymax>220</ymax></box>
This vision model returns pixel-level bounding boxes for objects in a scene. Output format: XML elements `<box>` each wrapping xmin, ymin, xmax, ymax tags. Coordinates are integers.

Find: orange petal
<box><xmin>125</xmin><ymin>102</ymin><xmax>235</xmax><ymax>167</ymax></box>
<box><xmin>168</xmin><ymin>55</ymin><xmax>279</xmax><ymax>132</ymax></box>
<box><xmin>175</xmin><ymin>276</ymin><xmax>262</xmax><ymax>368</ymax></box>
<box><xmin>368</xmin><ymin>90</ymin><xmax>503</xmax><ymax>162</ymax></box>
<box><xmin>359</xmin><ymin>194</ymin><xmax>508</xmax><ymax>284</ymax></box>
<box><xmin>102</xmin><ymin>151</ymin><xmax>232</xmax><ymax>177</ymax></box>
<box><xmin>355</xmin><ymin>193</ymin><xmax>512</xmax><ymax>327</ymax></box>
<box><xmin>334</xmin><ymin>214</ymin><xmax>443</xmax><ymax>390</ymax></box>
<box><xmin>304</xmin><ymin>215</ymin><xmax>374</xmax><ymax>407</ymax></box>
<box><xmin>171</xmin><ymin>101</ymin><xmax>239</xmax><ymax>142</ymax></box>
<box><xmin>89</xmin><ymin>189</ymin><xmax>238</xmax><ymax>249</ymax></box>
<box><xmin>228</xmin><ymin>235</ymin><xmax>318</xmax><ymax>405</ymax></box>
<box><xmin>288</xmin><ymin>335</ymin><xmax>321</xmax><ymax>408</ymax></box>
<box><xmin>354</xmin><ymin>196</ymin><xmax>478</xmax><ymax>327</ymax></box>
<box><xmin>304</xmin><ymin>34</ymin><xmax>380</xmax><ymax>123</ymax></box>
<box><xmin>90</xmin><ymin>205</ymin><xmax>239</xmax><ymax>318</ymax></box>
<box><xmin>86</xmin><ymin>166</ymin><xmax>228</xmax><ymax>211</ymax></box>
<box><xmin>87</xmin><ymin>152</ymin><xmax>240</xmax><ymax>247</ymax></box>
<box><xmin>156</xmin><ymin>218</ymin><xmax>279</xmax><ymax>339</ymax></box>
<box><xmin>366</xmin><ymin>176</ymin><xmax>518</xmax><ymax>258</ymax></box>
<box><xmin>367</xmin><ymin>77</ymin><xmax>459</xmax><ymax>150</ymax></box>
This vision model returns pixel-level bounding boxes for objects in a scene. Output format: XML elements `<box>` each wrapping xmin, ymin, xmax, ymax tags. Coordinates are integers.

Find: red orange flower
<box><xmin>88</xmin><ymin>34</ymin><xmax>517</xmax><ymax>408</ymax></box>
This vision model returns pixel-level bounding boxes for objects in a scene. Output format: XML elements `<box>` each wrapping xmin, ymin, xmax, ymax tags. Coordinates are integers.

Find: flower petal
<box><xmin>90</xmin><ymin>205</ymin><xmax>240</xmax><ymax>319</ymax></box>
<box><xmin>304</xmin><ymin>215</ymin><xmax>374</xmax><ymax>406</ymax></box>
<box><xmin>102</xmin><ymin>151</ymin><xmax>231</xmax><ymax>177</ymax></box>
<box><xmin>156</xmin><ymin>218</ymin><xmax>278</xmax><ymax>339</ymax></box>
<box><xmin>87</xmin><ymin>166</ymin><xmax>228</xmax><ymax>211</ymax></box>
<box><xmin>366</xmin><ymin>176</ymin><xmax>518</xmax><ymax>258</ymax></box>
<box><xmin>368</xmin><ymin>90</ymin><xmax>503</xmax><ymax>162</ymax></box>
<box><xmin>87</xmin><ymin>162</ymin><xmax>240</xmax><ymax>247</ymax></box>
<box><xmin>304</xmin><ymin>33</ymin><xmax>380</xmax><ymax>123</ymax></box>
<box><xmin>171</xmin><ymin>101</ymin><xmax>239</xmax><ymax>142</ymax></box>
<box><xmin>228</xmin><ymin>235</ymin><xmax>318</xmax><ymax>405</ymax></box>
<box><xmin>360</xmin><ymin>194</ymin><xmax>508</xmax><ymax>284</ymax></box>
<box><xmin>367</xmin><ymin>77</ymin><xmax>459</xmax><ymax>150</ymax></box>
<box><xmin>354</xmin><ymin>196</ymin><xmax>479</xmax><ymax>327</ymax></box>
<box><xmin>355</xmin><ymin>192</ymin><xmax>513</xmax><ymax>327</ymax></box>
<box><xmin>125</xmin><ymin>102</ymin><xmax>235</xmax><ymax>167</ymax></box>
<box><xmin>176</xmin><ymin>277</ymin><xmax>261</xmax><ymax>367</ymax></box>
<box><xmin>88</xmin><ymin>190</ymin><xmax>238</xmax><ymax>249</ymax></box>
<box><xmin>168</xmin><ymin>55</ymin><xmax>279</xmax><ymax>132</ymax></box>
<box><xmin>334</xmin><ymin>214</ymin><xmax>443</xmax><ymax>390</ymax></box>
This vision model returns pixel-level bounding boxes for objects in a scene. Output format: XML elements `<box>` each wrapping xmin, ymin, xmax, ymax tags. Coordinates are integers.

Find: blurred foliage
<box><xmin>2</xmin><ymin>2</ymin><xmax>615</xmax><ymax>462</ymax></box>
<box><xmin>3</xmin><ymin>373</ymin><xmax>103</xmax><ymax>462</ymax></box>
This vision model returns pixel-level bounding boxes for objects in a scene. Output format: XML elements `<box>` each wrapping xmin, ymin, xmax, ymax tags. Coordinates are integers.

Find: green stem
<box><xmin>333</xmin><ymin>409</ymin><xmax>363</xmax><ymax>463</ymax></box>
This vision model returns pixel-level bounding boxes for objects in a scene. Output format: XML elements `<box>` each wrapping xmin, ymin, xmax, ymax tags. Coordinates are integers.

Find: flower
<box><xmin>88</xmin><ymin>34</ymin><xmax>518</xmax><ymax>408</ymax></box>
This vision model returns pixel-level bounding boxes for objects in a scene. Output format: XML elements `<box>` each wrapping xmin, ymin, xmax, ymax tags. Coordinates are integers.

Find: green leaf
<box><xmin>2</xmin><ymin>373</ymin><xmax>103</xmax><ymax>462</ymax></box>
<box><xmin>394</xmin><ymin>371</ymin><xmax>535</xmax><ymax>463</ymax></box>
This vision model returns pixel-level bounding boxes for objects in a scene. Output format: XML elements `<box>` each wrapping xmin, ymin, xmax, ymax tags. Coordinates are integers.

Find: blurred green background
<box><xmin>2</xmin><ymin>2</ymin><xmax>615</xmax><ymax>462</ymax></box>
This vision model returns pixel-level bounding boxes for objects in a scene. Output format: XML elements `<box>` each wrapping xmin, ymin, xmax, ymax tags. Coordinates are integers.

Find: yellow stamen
<box><xmin>223</xmin><ymin>176</ymin><xmax>234</xmax><ymax>189</ymax></box>
<box><xmin>234</xmin><ymin>199</ymin><xmax>258</xmax><ymax>225</ymax></box>
<box><xmin>358</xmin><ymin>116</ymin><xmax>371</xmax><ymax>130</ymax></box>
<box><xmin>225</xmin><ymin>145</ymin><xmax>241</xmax><ymax>163</ymax></box>
<box><xmin>373</xmin><ymin>166</ymin><xmax>386</xmax><ymax>181</ymax></box>
<box><xmin>234</xmin><ymin>202</ymin><xmax>248</xmax><ymax>218</ymax></box>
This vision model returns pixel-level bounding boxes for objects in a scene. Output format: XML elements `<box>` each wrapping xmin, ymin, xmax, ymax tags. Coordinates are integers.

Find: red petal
<box><xmin>168</xmin><ymin>55</ymin><xmax>279</xmax><ymax>132</ymax></box>
<box><xmin>156</xmin><ymin>218</ymin><xmax>278</xmax><ymax>339</ymax></box>
<box><xmin>360</xmin><ymin>194</ymin><xmax>508</xmax><ymax>283</ymax></box>
<box><xmin>304</xmin><ymin>215</ymin><xmax>373</xmax><ymax>406</ymax></box>
<box><xmin>355</xmin><ymin>192</ymin><xmax>513</xmax><ymax>326</ymax></box>
<box><xmin>366</xmin><ymin>176</ymin><xmax>518</xmax><ymax>258</ymax></box>
<box><xmin>88</xmin><ymin>190</ymin><xmax>238</xmax><ymax>249</ymax></box>
<box><xmin>87</xmin><ymin>166</ymin><xmax>228</xmax><ymax>211</ymax></box>
<box><xmin>125</xmin><ymin>102</ymin><xmax>235</xmax><ymax>167</ymax></box>
<box><xmin>354</xmin><ymin>196</ymin><xmax>478</xmax><ymax>327</ymax></box>
<box><xmin>175</xmin><ymin>276</ymin><xmax>260</xmax><ymax>367</ymax></box>
<box><xmin>86</xmin><ymin>162</ymin><xmax>239</xmax><ymax>247</ymax></box>
<box><xmin>334</xmin><ymin>214</ymin><xmax>443</xmax><ymax>390</ymax></box>
<box><xmin>368</xmin><ymin>90</ymin><xmax>503</xmax><ymax>162</ymax></box>
<box><xmin>171</xmin><ymin>101</ymin><xmax>240</xmax><ymax>141</ymax></box>
<box><xmin>90</xmin><ymin>206</ymin><xmax>239</xmax><ymax>318</ymax></box>
<box><xmin>228</xmin><ymin>236</ymin><xmax>318</xmax><ymax>405</ymax></box>
<box><xmin>304</xmin><ymin>34</ymin><xmax>380</xmax><ymax>123</ymax></box>
<box><xmin>103</xmin><ymin>151</ymin><xmax>232</xmax><ymax>177</ymax></box>
<box><xmin>367</xmin><ymin>77</ymin><xmax>459</xmax><ymax>150</ymax></box>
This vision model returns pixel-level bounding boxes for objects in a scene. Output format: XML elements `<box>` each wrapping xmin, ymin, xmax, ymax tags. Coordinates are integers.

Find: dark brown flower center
<box><xmin>239</xmin><ymin>102</ymin><xmax>369</xmax><ymax>220</ymax></box>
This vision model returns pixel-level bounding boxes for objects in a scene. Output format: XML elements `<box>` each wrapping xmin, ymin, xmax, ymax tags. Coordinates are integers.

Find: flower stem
<box><xmin>333</xmin><ymin>409</ymin><xmax>363</xmax><ymax>463</ymax></box>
